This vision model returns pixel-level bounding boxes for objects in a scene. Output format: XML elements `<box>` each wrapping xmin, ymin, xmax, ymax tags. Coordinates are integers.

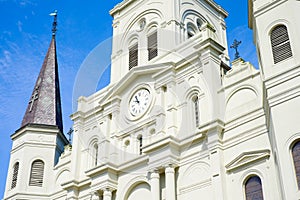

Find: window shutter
<box><xmin>245</xmin><ymin>176</ymin><xmax>264</xmax><ymax>200</ymax></box>
<box><xmin>148</xmin><ymin>31</ymin><xmax>158</xmax><ymax>61</ymax></box>
<box><xmin>11</xmin><ymin>162</ymin><xmax>19</xmax><ymax>189</ymax></box>
<box><xmin>129</xmin><ymin>43</ymin><xmax>138</xmax><ymax>70</ymax></box>
<box><xmin>29</xmin><ymin>160</ymin><xmax>44</xmax><ymax>187</ymax></box>
<box><xmin>271</xmin><ymin>25</ymin><xmax>292</xmax><ymax>64</ymax></box>
<box><xmin>194</xmin><ymin>96</ymin><xmax>199</xmax><ymax>127</ymax></box>
<box><xmin>138</xmin><ymin>135</ymin><xmax>143</xmax><ymax>155</ymax></box>
<box><xmin>292</xmin><ymin>141</ymin><xmax>300</xmax><ymax>189</ymax></box>
<box><xmin>94</xmin><ymin>144</ymin><xmax>99</xmax><ymax>166</ymax></box>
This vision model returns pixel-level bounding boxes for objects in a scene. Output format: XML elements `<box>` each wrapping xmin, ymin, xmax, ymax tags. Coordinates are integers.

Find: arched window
<box><xmin>197</xmin><ymin>18</ymin><xmax>203</xmax><ymax>30</ymax></box>
<box><xmin>129</xmin><ymin>42</ymin><xmax>138</xmax><ymax>70</ymax></box>
<box><xmin>193</xmin><ymin>96</ymin><xmax>200</xmax><ymax>127</ymax></box>
<box><xmin>138</xmin><ymin>135</ymin><xmax>143</xmax><ymax>155</ymax></box>
<box><xmin>29</xmin><ymin>160</ymin><xmax>44</xmax><ymax>187</ymax></box>
<box><xmin>187</xmin><ymin>23</ymin><xmax>197</xmax><ymax>39</ymax></box>
<box><xmin>148</xmin><ymin>30</ymin><xmax>158</xmax><ymax>61</ymax></box>
<box><xmin>245</xmin><ymin>176</ymin><xmax>264</xmax><ymax>200</ymax></box>
<box><xmin>93</xmin><ymin>143</ymin><xmax>99</xmax><ymax>167</ymax></box>
<box><xmin>292</xmin><ymin>141</ymin><xmax>300</xmax><ymax>189</ymax></box>
<box><xmin>11</xmin><ymin>162</ymin><xmax>19</xmax><ymax>189</ymax></box>
<box><xmin>271</xmin><ymin>25</ymin><xmax>292</xmax><ymax>64</ymax></box>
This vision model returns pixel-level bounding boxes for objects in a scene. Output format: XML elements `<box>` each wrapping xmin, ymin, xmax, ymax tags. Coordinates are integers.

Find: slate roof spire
<box><xmin>21</xmin><ymin>11</ymin><xmax>63</xmax><ymax>132</ymax></box>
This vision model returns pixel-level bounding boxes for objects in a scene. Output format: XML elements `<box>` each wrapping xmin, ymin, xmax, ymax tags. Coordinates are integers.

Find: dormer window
<box><xmin>271</xmin><ymin>25</ymin><xmax>292</xmax><ymax>64</ymax></box>
<box><xmin>148</xmin><ymin>31</ymin><xmax>158</xmax><ymax>61</ymax></box>
<box><xmin>129</xmin><ymin>42</ymin><xmax>138</xmax><ymax>70</ymax></box>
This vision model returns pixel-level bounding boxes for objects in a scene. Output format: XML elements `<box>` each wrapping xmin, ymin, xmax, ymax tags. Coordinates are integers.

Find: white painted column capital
<box><xmin>165</xmin><ymin>165</ymin><xmax>175</xmax><ymax>174</ymax></box>
<box><xmin>103</xmin><ymin>188</ymin><xmax>113</xmax><ymax>200</ymax></box>
<box><xmin>91</xmin><ymin>191</ymin><xmax>100</xmax><ymax>200</ymax></box>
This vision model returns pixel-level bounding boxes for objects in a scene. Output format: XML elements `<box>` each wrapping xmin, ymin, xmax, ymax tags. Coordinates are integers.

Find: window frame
<box><xmin>147</xmin><ymin>30</ymin><xmax>158</xmax><ymax>61</ymax></box>
<box><xmin>129</xmin><ymin>42</ymin><xmax>138</xmax><ymax>70</ymax></box>
<box><xmin>29</xmin><ymin>159</ymin><xmax>45</xmax><ymax>187</ymax></box>
<box><xmin>11</xmin><ymin>162</ymin><xmax>19</xmax><ymax>189</ymax></box>
<box><xmin>244</xmin><ymin>175</ymin><xmax>264</xmax><ymax>200</ymax></box>
<box><xmin>292</xmin><ymin>140</ymin><xmax>300</xmax><ymax>190</ymax></box>
<box><xmin>270</xmin><ymin>24</ymin><xmax>293</xmax><ymax>64</ymax></box>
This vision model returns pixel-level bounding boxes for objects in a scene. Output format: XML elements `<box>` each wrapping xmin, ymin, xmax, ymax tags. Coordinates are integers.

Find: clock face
<box><xmin>129</xmin><ymin>88</ymin><xmax>151</xmax><ymax>117</ymax></box>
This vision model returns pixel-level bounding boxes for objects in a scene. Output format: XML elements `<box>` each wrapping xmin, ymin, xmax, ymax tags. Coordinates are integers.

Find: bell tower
<box><xmin>249</xmin><ymin>0</ymin><xmax>300</xmax><ymax>199</ymax></box>
<box><xmin>109</xmin><ymin>0</ymin><xmax>229</xmax><ymax>83</ymax></box>
<box><xmin>4</xmin><ymin>11</ymin><xmax>68</xmax><ymax>200</ymax></box>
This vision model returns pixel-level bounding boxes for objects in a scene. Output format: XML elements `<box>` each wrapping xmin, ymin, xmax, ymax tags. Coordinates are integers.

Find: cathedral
<box><xmin>4</xmin><ymin>0</ymin><xmax>300</xmax><ymax>199</ymax></box>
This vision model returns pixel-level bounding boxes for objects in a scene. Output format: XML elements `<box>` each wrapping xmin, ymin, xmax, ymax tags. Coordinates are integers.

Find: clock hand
<box><xmin>135</xmin><ymin>96</ymin><xmax>140</xmax><ymax>104</ymax></box>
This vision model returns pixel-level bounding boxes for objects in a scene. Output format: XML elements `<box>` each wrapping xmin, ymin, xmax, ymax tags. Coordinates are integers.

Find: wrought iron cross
<box><xmin>230</xmin><ymin>39</ymin><xmax>242</xmax><ymax>60</ymax></box>
<box><xmin>50</xmin><ymin>10</ymin><xmax>58</xmax><ymax>36</ymax></box>
<box><xmin>67</xmin><ymin>128</ymin><xmax>74</xmax><ymax>143</ymax></box>
<box><xmin>29</xmin><ymin>90</ymin><xmax>39</xmax><ymax>112</ymax></box>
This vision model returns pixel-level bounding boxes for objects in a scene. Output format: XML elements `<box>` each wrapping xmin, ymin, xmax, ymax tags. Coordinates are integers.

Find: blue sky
<box><xmin>0</xmin><ymin>0</ymin><xmax>257</xmax><ymax>198</ymax></box>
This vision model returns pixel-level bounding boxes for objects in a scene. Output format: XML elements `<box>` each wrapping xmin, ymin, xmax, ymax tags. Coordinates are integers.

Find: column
<box><xmin>165</xmin><ymin>165</ymin><xmax>176</xmax><ymax>200</ymax></box>
<box><xmin>103</xmin><ymin>188</ymin><xmax>112</xmax><ymax>200</ymax></box>
<box><xmin>91</xmin><ymin>191</ymin><xmax>100</xmax><ymax>200</ymax></box>
<box><xmin>151</xmin><ymin>170</ymin><xmax>160</xmax><ymax>200</ymax></box>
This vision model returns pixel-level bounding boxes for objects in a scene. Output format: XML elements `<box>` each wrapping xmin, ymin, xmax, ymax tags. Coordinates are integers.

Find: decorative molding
<box><xmin>226</xmin><ymin>149</ymin><xmax>270</xmax><ymax>172</ymax></box>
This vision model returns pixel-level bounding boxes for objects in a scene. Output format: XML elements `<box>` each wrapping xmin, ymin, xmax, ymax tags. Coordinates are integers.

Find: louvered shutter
<box><xmin>271</xmin><ymin>25</ymin><xmax>292</xmax><ymax>64</ymax></box>
<box><xmin>11</xmin><ymin>162</ymin><xmax>19</xmax><ymax>189</ymax></box>
<box><xmin>129</xmin><ymin>43</ymin><xmax>138</xmax><ymax>70</ymax></box>
<box><xmin>148</xmin><ymin>31</ymin><xmax>158</xmax><ymax>61</ymax></box>
<box><xmin>29</xmin><ymin>160</ymin><xmax>44</xmax><ymax>187</ymax></box>
<box><xmin>194</xmin><ymin>96</ymin><xmax>199</xmax><ymax>127</ymax></box>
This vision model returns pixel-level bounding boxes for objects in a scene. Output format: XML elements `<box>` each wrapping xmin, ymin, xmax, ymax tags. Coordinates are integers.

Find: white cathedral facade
<box><xmin>4</xmin><ymin>0</ymin><xmax>300</xmax><ymax>199</ymax></box>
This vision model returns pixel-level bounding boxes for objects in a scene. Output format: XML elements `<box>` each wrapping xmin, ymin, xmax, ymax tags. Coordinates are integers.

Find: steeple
<box><xmin>21</xmin><ymin>11</ymin><xmax>63</xmax><ymax>132</ymax></box>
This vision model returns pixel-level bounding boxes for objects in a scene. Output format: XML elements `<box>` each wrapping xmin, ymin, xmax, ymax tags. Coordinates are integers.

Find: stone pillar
<box><xmin>151</xmin><ymin>170</ymin><xmax>160</xmax><ymax>200</ymax></box>
<box><xmin>165</xmin><ymin>165</ymin><xmax>176</xmax><ymax>200</ymax></box>
<box><xmin>103</xmin><ymin>188</ymin><xmax>112</xmax><ymax>200</ymax></box>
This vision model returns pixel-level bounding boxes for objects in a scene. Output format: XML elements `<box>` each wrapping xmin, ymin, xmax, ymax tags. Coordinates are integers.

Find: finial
<box><xmin>67</xmin><ymin>128</ymin><xmax>73</xmax><ymax>143</ymax></box>
<box><xmin>230</xmin><ymin>39</ymin><xmax>242</xmax><ymax>60</ymax></box>
<box><xmin>49</xmin><ymin>10</ymin><xmax>58</xmax><ymax>36</ymax></box>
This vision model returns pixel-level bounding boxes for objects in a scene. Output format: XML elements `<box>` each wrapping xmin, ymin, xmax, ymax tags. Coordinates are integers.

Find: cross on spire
<box><xmin>50</xmin><ymin>10</ymin><xmax>58</xmax><ymax>36</ymax></box>
<box><xmin>230</xmin><ymin>39</ymin><xmax>242</xmax><ymax>60</ymax></box>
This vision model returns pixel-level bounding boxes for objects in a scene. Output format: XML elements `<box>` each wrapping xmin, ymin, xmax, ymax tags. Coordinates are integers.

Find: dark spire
<box><xmin>21</xmin><ymin>11</ymin><xmax>63</xmax><ymax>132</ymax></box>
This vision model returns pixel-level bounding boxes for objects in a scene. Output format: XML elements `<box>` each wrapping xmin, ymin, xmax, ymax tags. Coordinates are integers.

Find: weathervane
<box><xmin>230</xmin><ymin>39</ymin><xmax>242</xmax><ymax>60</ymax></box>
<box><xmin>49</xmin><ymin>10</ymin><xmax>58</xmax><ymax>36</ymax></box>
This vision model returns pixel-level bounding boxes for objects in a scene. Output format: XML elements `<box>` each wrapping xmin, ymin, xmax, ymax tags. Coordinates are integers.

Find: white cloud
<box><xmin>17</xmin><ymin>20</ymin><xmax>23</xmax><ymax>32</ymax></box>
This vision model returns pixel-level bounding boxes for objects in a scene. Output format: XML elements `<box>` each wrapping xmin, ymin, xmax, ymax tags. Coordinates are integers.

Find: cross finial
<box><xmin>230</xmin><ymin>39</ymin><xmax>242</xmax><ymax>60</ymax></box>
<box><xmin>67</xmin><ymin>128</ymin><xmax>73</xmax><ymax>143</ymax></box>
<box><xmin>50</xmin><ymin>10</ymin><xmax>58</xmax><ymax>36</ymax></box>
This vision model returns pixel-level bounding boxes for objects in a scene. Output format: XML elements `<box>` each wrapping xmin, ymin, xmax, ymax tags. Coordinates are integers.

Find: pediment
<box><xmin>225</xmin><ymin>149</ymin><xmax>270</xmax><ymax>172</ymax></box>
<box><xmin>99</xmin><ymin>62</ymin><xmax>174</xmax><ymax>106</ymax></box>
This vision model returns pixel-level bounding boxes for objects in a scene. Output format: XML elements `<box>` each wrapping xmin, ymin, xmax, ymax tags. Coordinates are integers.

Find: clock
<box><xmin>129</xmin><ymin>88</ymin><xmax>151</xmax><ymax>117</ymax></box>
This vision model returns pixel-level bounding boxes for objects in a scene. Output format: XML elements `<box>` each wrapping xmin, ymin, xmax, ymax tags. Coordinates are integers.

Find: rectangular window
<box><xmin>148</xmin><ymin>31</ymin><xmax>158</xmax><ymax>61</ymax></box>
<box><xmin>129</xmin><ymin>43</ymin><xmax>138</xmax><ymax>70</ymax></box>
